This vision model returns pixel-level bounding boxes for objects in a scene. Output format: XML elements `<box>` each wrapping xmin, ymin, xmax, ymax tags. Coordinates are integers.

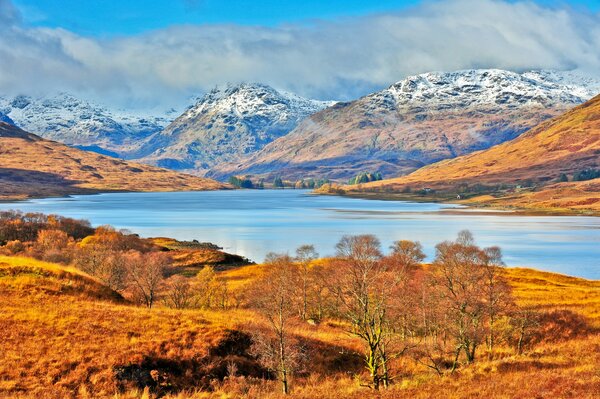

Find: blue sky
<box><xmin>12</xmin><ymin>0</ymin><xmax>599</xmax><ymax>36</ymax></box>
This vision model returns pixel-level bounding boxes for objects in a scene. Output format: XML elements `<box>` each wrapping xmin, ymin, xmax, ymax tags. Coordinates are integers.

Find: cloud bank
<box><xmin>0</xmin><ymin>0</ymin><xmax>599</xmax><ymax>108</ymax></box>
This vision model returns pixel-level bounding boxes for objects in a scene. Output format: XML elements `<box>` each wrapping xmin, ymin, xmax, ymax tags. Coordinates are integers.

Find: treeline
<box><xmin>348</xmin><ymin>171</ymin><xmax>383</xmax><ymax>185</ymax></box>
<box><xmin>229</xmin><ymin>175</ymin><xmax>330</xmax><ymax>189</ymax></box>
<box><xmin>240</xmin><ymin>232</ymin><xmax>583</xmax><ymax>394</ymax></box>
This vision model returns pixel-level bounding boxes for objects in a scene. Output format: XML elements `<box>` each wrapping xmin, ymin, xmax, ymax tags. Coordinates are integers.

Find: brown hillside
<box><xmin>0</xmin><ymin>122</ymin><xmax>227</xmax><ymax>199</ymax></box>
<box><xmin>350</xmin><ymin>95</ymin><xmax>600</xmax><ymax>193</ymax></box>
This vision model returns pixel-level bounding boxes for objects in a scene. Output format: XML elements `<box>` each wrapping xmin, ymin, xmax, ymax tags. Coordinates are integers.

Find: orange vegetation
<box><xmin>0</xmin><ymin>253</ymin><xmax>598</xmax><ymax>399</ymax></box>
<box><xmin>0</xmin><ymin>122</ymin><xmax>227</xmax><ymax>200</ymax></box>
<box><xmin>462</xmin><ymin>178</ymin><xmax>600</xmax><ymax>213</ymax></box>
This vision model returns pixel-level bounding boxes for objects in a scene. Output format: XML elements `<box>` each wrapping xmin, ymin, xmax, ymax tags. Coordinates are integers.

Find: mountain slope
<box><xmin>0</xmin><ymin>93</ymin><xmax>177</xmax><ymax>157</ymax></box>
<box><xmin>0</xmin><ymin>122</ymin><xmax>226</xmax><ymax>200</ymax></box>
<box><xmin>210</xmin><ymin>69</ymin><xmax>600</xmax><ymax>181</ymax></box>
<box><xmin>343</xmin><ymin>94</ymin><xmax>600</xmax><ymax>210</ymax></box>
<box><xmin>137</xmin><ymin>83</ymin><xmax>333</xmax><ymax>173</ymax></box>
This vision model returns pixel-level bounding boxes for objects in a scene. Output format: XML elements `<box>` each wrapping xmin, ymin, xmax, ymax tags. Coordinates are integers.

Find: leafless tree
<box><xmin>482</xmin><ymin>246</ymin><xmax>514</xmax><ymax>355</ymax></box>
<box><xmin>248</xmin><ymin>253</ymin><xmax>303</xmax><ymax>395</ymax></box>
<box><xmin>295</xmin><ymin>245</ymin><xmax>319</xmax><ymax>321</ymax></box>
<box><xmin>126</xmin><ymin>251</ymin><xmax>170</xmax><ymax>308</ymax></box>
<box><xmin>164</xmin><ymin>275</ymin><xmax>197</xmax><ymax>309</ymax></box>
<box><xmin>429</xmin><ymin>230</ymin><xmax>515</xmax><ymax>369</ymax></box>
<box><xmin>331</xmin><ymin>235</ymin><xmax>418</xmax><ymax>389</ymax></box>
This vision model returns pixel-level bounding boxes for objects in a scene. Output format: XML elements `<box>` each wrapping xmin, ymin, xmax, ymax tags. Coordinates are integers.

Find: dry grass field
<box><xmin>0</xmin><ymin>254</ymin><xmax>598</xmax><ymax>399</ymax></box>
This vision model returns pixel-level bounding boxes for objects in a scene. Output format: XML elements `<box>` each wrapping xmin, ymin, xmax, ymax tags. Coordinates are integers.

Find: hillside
<box><xmin>0</xmin><ymin>254</ymin><xmax>598</xmax><ymax>399</ymax></box>
<box><xmin>137</xmin><ymin>84</ymin><xmax>333</xmax><ymax>174</ymax></box>
<box><xmin>210</xmin><ymin>69</ymin><xmax>600</xmax><ymax>181</ymax></box>
<box><xmin>0</xmin><ymin>122</ymin><xmax>226</xmax><ymax>200</ymax></box>
<box><xmin>342</xmin><ymin>94</ymin><xmax>600</xmax><ymax>212</ymax></box>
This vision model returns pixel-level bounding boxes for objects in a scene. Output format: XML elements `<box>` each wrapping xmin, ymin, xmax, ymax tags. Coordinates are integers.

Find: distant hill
<box><xmin>0</xmin><ymin>122</ymin><xmax>226</xmax><ymax>200</ymax></box>
<box><xmin>341</xmin><ymin>95</ymin><xmax>600</xmax><ymax>212</ymax></box>
<box><xmin>211</xmin><ymin>69</ymin><xmax>600</xmax><ymax>181</ymax></box>
<box><xmin>137</xmin><ymin>83</ymin><xmax>334</xmax><ymax>174</ymax></box>
<box><xmin>350</xmin><ymin>94</ymin><xmax>600</xmax><ymax>190</ymax></box>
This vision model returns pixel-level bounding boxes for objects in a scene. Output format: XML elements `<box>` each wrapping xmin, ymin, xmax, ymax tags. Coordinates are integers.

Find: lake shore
<box><xmin>314</xmin><ymin>188</ymin><xmax>600</xmax><ymax>217</ymax></box>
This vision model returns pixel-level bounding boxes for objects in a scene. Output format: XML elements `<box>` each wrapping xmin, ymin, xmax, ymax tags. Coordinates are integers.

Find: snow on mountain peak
<box><xmin>385</xmin><ymin>69</ymin><xmax>600</xmax><ymax>110</ymax></box>
<box><xmin>183</xmin><ymin>82</ymin><xmax>334</xmax><ymax>124</ymax></box>
<box><xmin>0</xmin><ymin>92</ymin><xmax>176</xmax><ymax>155</ymax></box>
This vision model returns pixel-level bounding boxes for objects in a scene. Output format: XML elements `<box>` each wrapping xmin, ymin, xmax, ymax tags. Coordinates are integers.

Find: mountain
<box><xmin>0</xmin><ymin>122</ymin><xmax>226</xmax><ymax>200</ymax></box>
<box><xmin>136</xmin><ymin>83</ymin><xmax>334</xmax><ymax>173</ymax></box>
<box><xmin>341</xmin><ymin>94</ymin><xmax>600</xmax><ymax>211</ymax></box>
<box><xmin>209</xmin><ymin>69</ymin><xmax>600</xmax><ymax>181</ymax></box>
<box><xmin>0</xmin><ymin>93</ymin><xmax>177</xmax><ymax>158</ymax></box>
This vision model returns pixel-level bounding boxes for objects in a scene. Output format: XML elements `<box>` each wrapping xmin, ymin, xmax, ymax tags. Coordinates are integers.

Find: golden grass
<box><xmin>0</xmin><ymin>256</ymin><xmax>598</xmax><ymax>398</ymax></box>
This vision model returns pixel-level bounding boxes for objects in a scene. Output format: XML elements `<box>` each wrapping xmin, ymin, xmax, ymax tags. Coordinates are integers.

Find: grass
<box><xmin>0</xmin><ymin>256</ymin><xmax>598</xmax><ymax>398</ymax></box>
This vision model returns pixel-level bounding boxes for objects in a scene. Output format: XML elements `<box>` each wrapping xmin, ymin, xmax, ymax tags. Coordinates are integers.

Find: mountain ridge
<box><xmin>339</xmin><ymin>94</ymin><xmax>600</xmax><ymax>212</ymax></box>
<box><xmin>210</xmin><ymin>69</ymin><xmax>600</xmax><ymax>181</ymax></box>
<box><xmin>137</xmin><ymin>83</ymin><xmax>334</xmax><ymax>174</ymax></box>
<box><xmin>0</xmin><ymin>93</ymin><xmax>178</xmax><ymax>158</ymax></box>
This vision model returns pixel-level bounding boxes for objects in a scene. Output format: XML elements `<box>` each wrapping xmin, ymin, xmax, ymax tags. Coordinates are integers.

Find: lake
<box><xmin>1</xmin><ymin>190</ymin><xmax>599</xmax><ymax>279</ymax></box>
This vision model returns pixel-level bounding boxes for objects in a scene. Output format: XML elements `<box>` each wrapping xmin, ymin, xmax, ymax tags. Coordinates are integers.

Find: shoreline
<box><xmin>315</xmin><ymin>190</ymin><xmax>600</xmax><ymax>217</ymax></box>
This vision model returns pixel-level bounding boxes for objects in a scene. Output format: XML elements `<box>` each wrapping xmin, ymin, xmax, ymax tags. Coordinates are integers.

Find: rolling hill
<box><xmin>0</xmin><ymin>254</ymin><xmax>598</xmax><ymax>398</ymax></box>
<box><xmin>0</xmin><ymin>122</ymin><xmax>226</xmax><ymax>200</ymax></box>
<box><xmin>210</xmin><ymin>69</ymin><xmax>600</xmax><ymax>181</ymax></box>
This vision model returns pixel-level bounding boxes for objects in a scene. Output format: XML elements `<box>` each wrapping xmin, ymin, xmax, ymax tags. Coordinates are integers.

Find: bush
<box><xmin>0</xmin><ymin>211</ymin><xmax>93</xmax><ymax>245</ymax></box>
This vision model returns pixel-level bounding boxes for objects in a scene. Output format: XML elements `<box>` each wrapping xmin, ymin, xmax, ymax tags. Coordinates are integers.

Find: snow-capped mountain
<box><xmin>137</xmin><ymin>83</ymin><xmax>334</xmax><ymax>172</ymax></box>
<box><xmin>210</xmin><ymin>69</ymin><xmax>600</xmax><ymax>181</ymax></box>
<box><xmin>382</xmin><ymin>69</ymin><xmax>600</xmax><ymax>112</ymax></box>
<box><xmin>0</xmin><ymin>93</ymin><xmax>177</xmax><ymax>157</ymax></box>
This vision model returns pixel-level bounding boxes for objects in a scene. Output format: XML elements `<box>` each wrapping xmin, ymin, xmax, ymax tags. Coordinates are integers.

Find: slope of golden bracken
<box><xmin>0</xmin><ymin>256</ymin><xmax>598</xmax><ymax>399</ymax></box>
<box><xmin>0</xmin><ymin>122</ymin><xmax>227</xmax><ymax>200</ymax></box>
<box><xmin>351</xmin><ymin>95</ymin><xmax>600</xmax><ymax>188</ymax></box>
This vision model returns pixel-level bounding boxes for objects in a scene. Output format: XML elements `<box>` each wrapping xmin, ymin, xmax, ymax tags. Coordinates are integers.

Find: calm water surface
<box><xmin>1</xmin><ymin>190</ymin><xmax>599</xmax><ymax>279</ymax></box>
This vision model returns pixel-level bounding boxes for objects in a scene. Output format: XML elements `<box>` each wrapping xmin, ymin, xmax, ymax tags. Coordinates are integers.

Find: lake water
<box><xmin>1</xmin><ymin>190</ymin><xmax>599</xmax><ymax>279</ymax></box>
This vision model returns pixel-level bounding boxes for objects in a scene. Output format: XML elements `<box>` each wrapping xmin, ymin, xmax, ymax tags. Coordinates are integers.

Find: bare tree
<box><xmin>126</xmin><ymin>251</ymin><xmax>170</xmax><ymax>308</ymax></box>
<box><xmin>295</xmin><ymin>245</ymin><xmax>319</xmax><ymax>321</ymax></box>
<box><xmin>331</xmin><ymin>235</ymin><xmax>417</xmax><ymax>389</ymax></box>
<box><xmin>429</xmin><ymin>230</ymin><xmax>514</xmax><ymax>369</ymax></box>
<box><xmin>248</xmin><ymin>253</ymin><xmax>303</xmax><ymax>395</ymax></box>
<box><xmin>482</xmin><ymin>246</ymin><xmax>513</xmax><ymax>355</ymax></box>
<box><xmin>164</xmin><ymin>275</ymin><xmax>197</xmax><ymax>309</ymax></box>
<box><xmin>509</xmin><ymin>308</ymin><xmax>541</xmax><ymax>355</ymax></box>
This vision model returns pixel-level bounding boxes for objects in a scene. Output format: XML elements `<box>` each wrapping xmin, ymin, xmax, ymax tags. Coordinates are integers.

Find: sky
<box><xmin>1</xmin><ymin>0</ymin><xmax>600</xmax><ymax>109</ymax></box>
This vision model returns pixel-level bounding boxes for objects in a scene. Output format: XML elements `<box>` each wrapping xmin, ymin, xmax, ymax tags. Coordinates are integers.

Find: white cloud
<box><xmin>0</xmin><ymin>0</ymin><xmax>599</xmax><ymax>109</ymax></box>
